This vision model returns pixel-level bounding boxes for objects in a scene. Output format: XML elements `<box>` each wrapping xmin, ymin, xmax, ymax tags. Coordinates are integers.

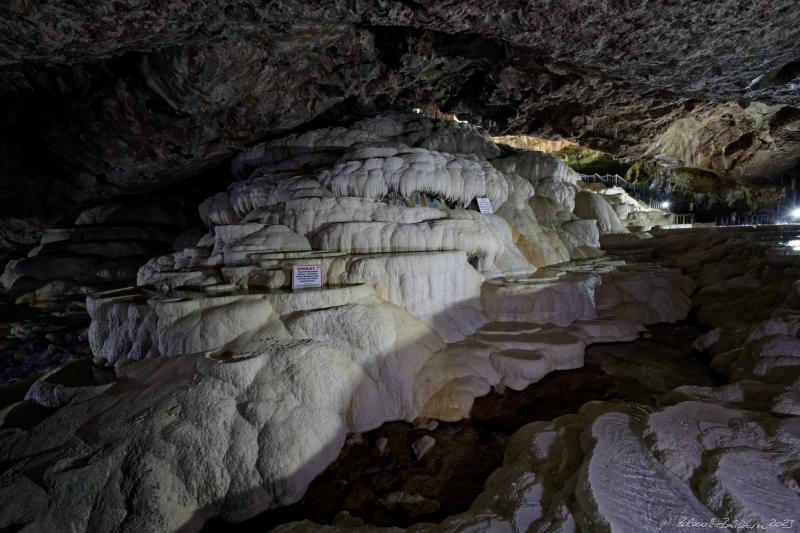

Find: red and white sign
<box><xmin>476</xmin><ymin>197</ymin><xmax>493</xmax><ymax>214</ymax></box>
<box><xmin>291</xmin><ymin>264</ymin><xmax>323</xmax><ymax>291</ymax></box>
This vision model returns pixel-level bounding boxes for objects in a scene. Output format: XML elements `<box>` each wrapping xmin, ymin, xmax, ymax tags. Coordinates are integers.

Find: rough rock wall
<box><xmin>0</xmin><ymin>196</ymin><xmax>196</xmax><ymax>309</ymax></box>
<box><xmin>2</xmin><ymin>1</ymin><xmax>800</xmax><ymax>217</ymax></box>
<box><xmin>649</xmin><ymin>101</ymin><xmax>800</xmax><ymax>184</ymax></box>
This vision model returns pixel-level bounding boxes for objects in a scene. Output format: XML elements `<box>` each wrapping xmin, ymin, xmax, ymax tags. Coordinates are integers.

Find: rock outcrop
<box><xmin>273</xmin><ymin>396</ymin><xmax>800</xmax><ymax>532</ymax></box>
<box><xmin>1</xmin><ymin>196</ymin><xmax>194</xmax><ymax>310</ymax></box>
<box><xmin>647</xmin><ymin>101</ymin><xmax>800</xmax><ymax>186</ymax></box>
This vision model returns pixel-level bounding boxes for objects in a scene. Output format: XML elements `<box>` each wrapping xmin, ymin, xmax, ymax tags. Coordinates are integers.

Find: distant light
<box><xmin>789</xmin><ymin>240</ymin><xmax>800</xmax><ymax>251</ymax></box>
<box><xmin>661</xmin><ymin>201</ymin><xmax>671</xmax><ymax>209</ymax></box>
<box><xmin>412</xmin><ymin>108</ymin><xmax>422</xmax><ymax>114</ymax></box>
<box><xmin>791</xmin><ymin>208</ymin><xmax>800</xmax><ymax>219</ymax></box>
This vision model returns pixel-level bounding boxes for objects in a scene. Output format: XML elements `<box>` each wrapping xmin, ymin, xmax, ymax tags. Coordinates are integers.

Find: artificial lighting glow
<box><xmin>791</xmin><ymin>207</ymin><xmax>800</xmax><ymax>219</ymax></box>
<box><xmin>661</xmin><ymin>201</ymin><xmax>670</xmax><ymax>209</ymax></box>
<box><xmin>788</xmin><ymin>240</ymin><xmax>800</xmax><ymax>250</ymax></box>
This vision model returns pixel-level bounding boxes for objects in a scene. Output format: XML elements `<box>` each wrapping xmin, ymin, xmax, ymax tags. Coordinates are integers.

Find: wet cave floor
<box><xmin>203</xmin><ymin>321</ymin><xmax>724</xmax><ymax>532</ymax></box>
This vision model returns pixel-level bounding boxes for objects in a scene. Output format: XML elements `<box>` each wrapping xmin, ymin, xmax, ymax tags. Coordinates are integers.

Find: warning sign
<box><xmin>291</xmin><ymin>264</ymin><xmax>322</xmax><ymax>291</ymax></box>
<box><xmin>476</xmin><ymin>197</ymin><xmax>493</xmax><ymax>214</ymax></box>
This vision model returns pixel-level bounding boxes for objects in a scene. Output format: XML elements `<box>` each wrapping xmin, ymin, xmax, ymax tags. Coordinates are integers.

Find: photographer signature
<box><xmin>677</xmin><ymin>517</ymin><xmax>796</xmax><ymax>529</ymax></box>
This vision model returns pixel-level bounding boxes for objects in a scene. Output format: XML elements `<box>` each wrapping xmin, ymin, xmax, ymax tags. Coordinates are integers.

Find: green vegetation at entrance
<box><xmin>551</xmin><ymin>144</ymin><xmax>632</xmax><ymax>176</ymax></box>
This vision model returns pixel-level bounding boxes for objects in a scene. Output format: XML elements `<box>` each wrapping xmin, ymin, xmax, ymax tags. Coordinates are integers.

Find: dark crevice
<box><xmin>372</xmin><ymin>26</ymin><xmax>415</xmax><ymax>69</ymax></box>
<box><xmin>753</xmin><ymin>59</ymin><xmax>800</xmax><ymax>89</ymax></box>
<box><xmin>770</xmin><ymin>106</ymin><xmax>800</xmax><ymax>130</ymax></box>
<box><xmin>724</xmin><ymin>131</ymin><xmax>754</xmax><ymax>156</ymax></box>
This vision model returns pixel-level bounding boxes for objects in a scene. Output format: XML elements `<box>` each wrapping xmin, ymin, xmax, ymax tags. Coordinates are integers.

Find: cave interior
<box><xmin>1</xmin><ymin>2</ymin><xmax>800</xmax><ymax>532</ymax></box>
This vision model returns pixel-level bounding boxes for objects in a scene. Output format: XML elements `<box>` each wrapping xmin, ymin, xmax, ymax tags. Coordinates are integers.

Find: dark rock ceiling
<box><xmin>1</xmin><ymin>1</ymin><xmax>800</xmax><ymax>217</ymax></box>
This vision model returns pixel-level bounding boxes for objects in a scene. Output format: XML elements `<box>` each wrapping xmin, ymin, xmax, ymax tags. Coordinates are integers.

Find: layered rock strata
<box><xmin>1</xmin><ymin>196</ymin><xmax>194</xmax><ymax>310</ymax></box>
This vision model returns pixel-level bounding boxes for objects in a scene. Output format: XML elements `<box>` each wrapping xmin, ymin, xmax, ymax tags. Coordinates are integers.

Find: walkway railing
<box><xmin>581</xmin><ymin>174</ymin><xmax>699</xmax><ymax>226</ymax></box>
<box><xmin>716</xmin><ymin>212</ymin><xmax>774</xmax><ymax>226</ymax></box>
<box><xmin>579</xmin><ymin>173</ymin><xmax>783</xmax><ymax>226</ymax></box>
<box><xmin>580</xmin><ymin>173</ymin><xmax>636</xmax><ymax>192</ymax></box>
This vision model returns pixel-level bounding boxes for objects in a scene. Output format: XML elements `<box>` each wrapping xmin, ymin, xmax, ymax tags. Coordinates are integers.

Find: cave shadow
<box><xmin>185</xmin><ymin>287</ymin><xmax>720</xmax><ymax>530</ymax></box>
<box><xmin>188</xmin><ymin>293</ymin><xmax>494</xmax><ymax>532</ymax></box>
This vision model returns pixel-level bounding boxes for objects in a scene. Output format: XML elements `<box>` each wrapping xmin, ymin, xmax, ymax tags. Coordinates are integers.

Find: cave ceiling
<box><xmin>1</xmin><ymin>0</ymin><xmax>800</xmax><ymax>217</ymax></box>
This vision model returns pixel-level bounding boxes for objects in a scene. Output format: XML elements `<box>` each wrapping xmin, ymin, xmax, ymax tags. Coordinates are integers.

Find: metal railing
<box><xmin>581</xmin><ymin>174</ymin><xmax>700</xmax><ymax>226</ymax></box>
<box><xmin>580</xmin><ymin>173</ymin><xmax>636</xmax><ymax>191</ymax></box>
<box><xmin>579</xmin><ymin>174</ymin><xmax>788</xmax><ymax>227</ymax></box>
<box><xmin>715</xmin><ymin>212</ymin><xmax>774</xmax><ymax>226</ymax></box>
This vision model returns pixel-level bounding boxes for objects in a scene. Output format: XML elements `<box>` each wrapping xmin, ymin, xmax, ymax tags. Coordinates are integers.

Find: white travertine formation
<box><xmin>327</xmin><ymin>251</ymin><xmax>486</xmax><ymax>342</ymax></box>
<box><xmin>694</xmin><ymin>318</ymin><xmax>800</xmax><ymax>384</ymax></box>
<box><xmin>318</xmin><ymin>147</ymin><xmax>509</xmax><ymax>208</ymax></box>
<box><xmin>593</xmin><ymin>185</ymin><xmax>672</xmax><ymax>230</ymax></box>
<box><xmin>481</xmin><ymin>274</ymin><xmax>602</xmax><ymax>326</ymax></box>
<box><xmin>260</xmin><ymin>227</ymin><xmax>800</xmax><ymax>532</ymax></box>
<box><xmin>230</xmin><ymin>113</ymin><xmax>501</xmax><ymax>180</ymax></box>
<box><xmin>283</xmin><ymin>301</ymin><xmax>446</xmax><ymax>429</ymax></box>
<box><xmin>246</xmin><ymin>197</ymin><xmax>447</xmax><ymax>236</ymax></box>
<box><xmin>573</xmin><ymin>190</ymin><xmax>629</xmax><ymax>234</ymax></box>
<box><xmin>1</xmin><ymin>197</ymin><xmax>190</xmax><ymax>307</ymax></box>
<box><xmin>313</xmin><ymin>214</ymin><xmax>534</xmax><ymax>278</ymax></box>
<box><xmin>0</xmin><ymin>340</ymin><xmax>366</xmax><ymax>532</ymax></box>
<box><xmin>0</xmin><ymin>113</ymin><xmax>716</xmax><ymax>532</ymax></box>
